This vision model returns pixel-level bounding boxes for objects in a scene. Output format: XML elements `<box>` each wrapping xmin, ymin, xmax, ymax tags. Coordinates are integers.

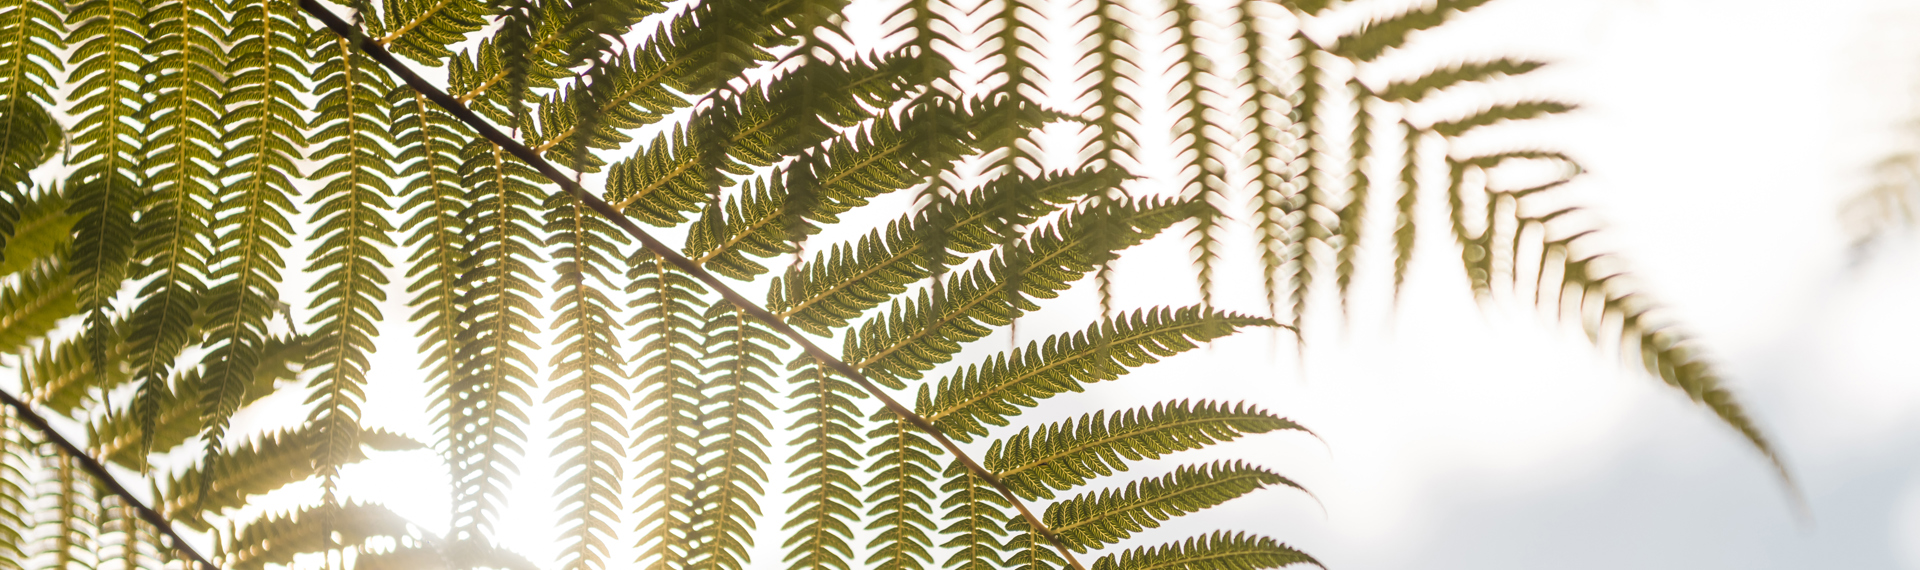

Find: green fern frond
<box><xmin>937</xmin><ymin>461</ymin><xmax>1011</xmax><ymax>570</ymax></box>
<box><xmin>92</xmin><ymin>334</ymin><xmax>308</xmax><ymax>468</ymax></box>
<box><xmin>304</xmin><ymin>27</ymin><xmax>398</xmax><ymax>495</ymax></box>
<box><xmin>447</xmin><ymin>140</ymin><xmax>545</xmax><ymax>540</ymax></box>
<box><xmin>780</xmin><ymin>355</ymin><xmax>867</xmax><ymax>570</ymax></box>
<box><xmin>683</xmin><ymin>176</ymin><xmax>797</xmax><ymax>281</ymax></box>
<box><xmin>986</xmin><ymin>400</ymin><xmax>1306</xmax><ymax>501</ymax></box>
<box><xmin>1391</xmin><ymin>121</ymin><xmax>1420</xmax><ymax>300</ymax></box>
<box><xmin>845</xmin><ymin>197</ymin><xmax>1202</xmax><ymax>387</ymax></box>
<box><xmin>1171</xmin><ymin>0</ymin><xmax>1233</xmax><ymax>309</ymax></box>
<box><xmin>0</xmin><ymin>0</ymin><xmax>64</xmax><ymax>111</ymax></box>
<box><xmin>770</xmin><ymin>168</ymin><xmax>1118</xmax><ymax>336</ymax></box>
<box><xmin>686</xmin><ymin>303</ymin><xmax>787</xmax><ymax>570</ymax></box>
<box><xmin>1376</xmin><ymin>58</ymin><xmax>1548</xmax><ymax>103</ymax></box>
<box><xmin>543</xmin><ymin>190</ymin><xmax>632</xmax><ymax>570</ymax></box>
<box><xmin>923</xmin><ymin>306</ymin><xmax>1268</xmax><ymax>442</ymax></box>
<box><xmin>1327</xmin><ymin>0</ymin><xmax>1495</xmax><ymax>62</ymax></box>
<box><xmin>1335</xmin><ymin>81</ymin><xmax>1373</xmax><ymax>311</ymax></box>
<box><xmin>197</xmin><ymin>0</ymin><xmax>312</xmax><ymax>460</ymax></box>
<box><xmin>158</xmin><ymin>426</ymin><xmax>422</xmax><ymax>530</ymax></box>
<box><xmin>1431</xmin><ymin>100</ymin><xmax>1576</xmax><ymax>138</ymax></box>
<box><xmin>627</xmin><ymin>248</ymin><xmax>710</xmax><ymax>570</ymax></box>
<box><xmin>862</xmin><ymin>409</ymin><xmax>942</xmax><ymax>570</ymax></box>
<box><xmin>0</xmin><ymin>411</ymin><xmax>32</xmax><ymax>569</ymax></box>
<box><xmin>20</xmin><ymin>317</ymin><xmax>128</xmax><ymax>417</ymax></box>
<box><xmin>64</xmin><ymin>0</ymin><xmax>147</xmax><ymax>387</ymax></box>
<box><xmin>0</xmin><ymin>260</ymin><xmax>73</xmax><ymax>354</ymax></box>
<box><xmin>1042</xmin><ymin>460</ymin><xmax>1300</xmax><ymax>552</ymax></box>
<box><xmin>1090</xmin><ymin>531</ymin><xmax>1317</xmax><ymax>570</ymax></box>
<box><xmin>1278</xmin><ymin>35</ymin><xmax>1328</xmax><ymax>332</ymax></box>
<box><xmin>372</xmin><ymin>0</ymin><xmax>490</xmax><ymax>65</ymax></box>
<box><xmin>394</xmin><ymin>88</ymin><xmax>472</xmax><ymax>457</ymax></box>
<box><xmin>1004</xmin><ymin>517</ymin><xmax>1067</xmax><ymax>570</ymax></box>
<box><xmin>222</xmin><ymin>502</ymin><xmax>412</xmax><ymax>570</ymax></box>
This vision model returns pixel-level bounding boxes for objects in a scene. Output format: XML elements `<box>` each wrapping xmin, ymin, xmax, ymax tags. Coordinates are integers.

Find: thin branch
<box><xmin>296</xmin><ymin>3</ymin><xmax>1091</xmax><ymax>569</ymax></box>
<box><xmin>0</xmin><ymin>387</ymin><xmax>218</xmax><ymax>570</ymax></box>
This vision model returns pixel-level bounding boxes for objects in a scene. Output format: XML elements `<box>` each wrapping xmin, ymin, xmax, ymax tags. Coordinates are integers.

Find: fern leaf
<box><xmin>373</xmin><ymin>0</ymin><xmax>490</xmax><ymax>65</ymax></box>
<box><xmin>987</xmin><ymin>401</ymin><xmax>1305</xmax><ymax>500</ymax></box>
<box><xmin>1004</xmin><ymin>517</ymin><xmax>1067</xmax><ymax>570</ymax></box>
<box><xmin>1237</xmin><ymin>0</ymin><xmax>1300</xmax><ymax>321</ymax></box>
<box><xmin>937</xmin><ymin>461</ymin><xmax>1010</xmax><ymax>570</ymax></box>
<box><xmin>0</xmin><ymin>189</ymin><xmax>71</xmax><ymax>277</ymax></box>
<box><xmin>126</xmin><ymin>0</ymin><xmax>224</xmax><ymax>476</ymax></box>
<box><xmin>1327</xmin><ymin>0</ymin><xmax>1495</xmax><ymax>62</ymax></box>
<box><xmin>1431</xmin><ymin>100</ymin><xmax>1576</xmax><ymax>138</ymax></box>
<box><xmin>543</xmin><ymin>190</ymin><xmax>631</xmax><ymax>570</ymax></box>
<box><xmin>0</xmin><ymin>0</ymin><xmax>63</xmax><ymax>112</ymax></box>
<box><xmin>923</xmin><ymin>306</ymin><xmax>1268</xmax><ymax>442</ymax></box>
<box><xmin>222</xmin><ymin>502</ymin><xmax>412</xmax><ymax>570</ymax></box>
<box><xmin>93</xmin><ymin>334</ymin><xmax>308</xmax><ymax>468</ymax></box>
<box><xmin>1090</xmin><ymin>531</ymin><xmax>1316</xmax><ymax>570</ymax></box>
<box><xmin>158</xmin><ymin>426</ymin><xmax>422</xmax><ymax>530</ymax></box>
<box><xmin>1376</xmin><ymin>58</ymin><xmax>1547</xmax><ymax>103</ymax></box>
<box><xmin>0</xmin><ymin>411</ymin><xmax>32</xmax><ymax>569</ymax></box>
<box><xmin>0</xmin><ymin>260</ymin><xmax>73</xmax><ymax>354</ymax></box>
<box><xmin>1042</xmin><ymin>461</ymin><xmax>1299</xmax><ymax>552</ymax></box>
<box><xmin>780</xmin><ymin>355</ymin><xmax>867</xmax><ymax>570</ymax></box>
<box><xmin>1279</xmin><ymin>35</ymin><xmax>1327</xmax><ymax>333</ymax></box>
<box><xmin>65</xmin><ymin>0</ymin><xmax>147</xmax><ymax>386</ymax></box>
<box><xmin>686</xmin><ymin>303</ymin><xmax>787</xmax><ymax>570</ymax></box>
<box><xmin>862</xmin><ymin>409</ymin><xmax>942</xmax><ymax>570</ymax></box>
<box><xmin>446</xmin><ymin>141</ymin><xmax>544</xmax><ymax>540</ymax></box>
<box><xmin>627</xmin><ymin>249</ymin><xmax>709</xmax><ymax>570</ymax></box>
<box><xmin>770</xmin><ymin>168</ymin><xmax>1117</xmax><ymax>336</ymax></box>
<box><xmin>198</xmin><ymin>0</ymin><xmax>312</xmax><ymax>460</ymax></box>
<box><xmin>1335</xmin><ymin>82</ymin><xmax>1372</xmax><ymax>311</ymax></box>
<box><xmin>1171</xmin><ymin>0</ymin><xmax>1232</xmax><ymax>309</ymax></box>
<box><xmin>20</xmin><ymin>317</ymin><xmax>129</xmax><ymax>417</ymax></box>
<box><xmin>846</xmin><ymin>197</ymin><xmax>1202</xmax><ymax>387</ymax></box>
<box><xmin>395</xmin><ymin>89</ymin><xmax>472</xmax><ymax>461</ymax></box>
<box><xmin>304</xmin><ymin>27</ymin><xmax>399</xmax><ymax>495</ymax></box>
<box><xmin>1391</xmin><ymin>121</ymin><xmax>1420</xmax><ymax>301</ymax></box>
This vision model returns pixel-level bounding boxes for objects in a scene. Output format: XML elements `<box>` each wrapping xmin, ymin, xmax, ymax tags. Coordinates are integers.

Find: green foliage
<box><xmin>0</xmin><ymin>0</ymin><xmax>1785</xmax><ymax>569</ymax></box>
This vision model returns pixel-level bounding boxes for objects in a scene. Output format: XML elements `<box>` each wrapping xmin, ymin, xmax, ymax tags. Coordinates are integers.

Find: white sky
<box><xmin>142</xmin><ymin>0</ymin><xmax>1920</xmax><ymax>568</ymax></box>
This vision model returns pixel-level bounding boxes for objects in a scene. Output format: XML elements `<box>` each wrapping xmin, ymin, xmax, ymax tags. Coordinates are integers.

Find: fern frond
<box><xmin>304</xmin><ymin>27</ymin><xmax>399</xmax><ymax>495</ymax></box>
<box><xmin>198</xmin><ymin>0</ymin><xmax>312</xmax><ymax>459</ymax></box>
<box><xmin>1042</xmin><ymin>461</ymin><xmax>1298</xmax><ymax>552</ymax></box>
<box><xmin>0</xmin><ymin>260</ymin><xmax>73</xmax><ymax>354</ymax></box>
<box><xmin>0</xmin><ymin>411</ymin><xmax>32</xmax><ymax>568</ymax></box>
<box><xmin>395</xmin><ymin>89</ymin><xmax>472</xmax><ymax>461</ymax></box>
<box><xmin>770</xmin><ymin>168</ymin><xmax>1118</xmax><ymax>336</ymax></box>
<box><xmin>92</xmin><ymin>334</ymin><xmax>308</xmax><ymax>468</ymax></box>
<box><xmin>373</xmin><ymin>0</ymin><xmax>489</xmax><ymax>65</ymax></box>
<box><xmin>158</xmin><ymin>426</ymin><xmax>423</xmax><ymax>530</ymax></box>
<box><xmin>1278</xmin><ymin>35</ymin><xmax>1327</xmax><ymax>332</ymax></box>
<box><xmin>222</xmin><ymin>502</ymin><xmax>413</xmax><ymax>570</ymax></box>
<box><xmin>923</xmin><ymin>306</ymin><xmax>1268</xmax><ymax>442</ymax></box>
<box><xmin>937</xmin><ymin>461</ymin><xmax>1011</xmax><ymax>570</ymax></box>
<box><xmin>65</xmin><ymin>0</ymin><xmax>147</xmax><ymax>384</ymax></box>
<box><xmin>1376</xmin><ymin>58</ymin><xmax>1547</xmax><ymax>103</ymax></box>
<box><xmin>1171</xmin><ymin>0</ymin><xmax>1232</xmax><ymax>309</ymax></box>
<box><xmin>447</xmin><ymin>141</ymin><xmax>544</xmax><ymax>540</ymax></box>
<box><xmin>1391</xmin><ymin>121</ymin><xmax>1419</xmax><ymax>300</ymax></box>
<box><xmin>627</xmin><ymin>248</ymin><xmax>710</xmax><ymax>570</ymax></box>
<box><xmin>543</xmin><ymin>190</ymin><xmax>632</xmax><ymax>570</ymax></box>
<box><xmin>862</xmin><ymin>409</ymin><xmax>942</xmax><ymax>570</ymax></box>
<box><xmin>0</xmin><ymin>0</ymin><xmax>63</xmax><ymax>111</ymax></box>
<box><xmin>20</xmin><ymin>318</ymin><xmax>128</xmax><ymax>417</ymax></box>
<box><xmin>127</xmin><ymin>0</ymin><xmax>225</xmax><ymax>456</ymax></box>
<box><xmin>1237</xmin><ymin>0</ymin><xmax>1299</xmax><ymax>322</ymax></box>
<box><xmin>846</xmin><ymin>197</ymin><xmax>1202</xmax><ymax>387</ymax></box>
<box><xmin>683</xmin><ymin>176</ymin><xmax>796</xmax><ymax>281</ymax></box>
<box><xmin>1090</xmin><ymin>531</ymin><xmax>1316</xmax><ymax>570</ymax></box>
<box><xmin>1334</xmin><ymin>81</ymin><xmax>1372</xmax><ymax>311</ymax></box>
<box><xmin>686</xmin><ymin>303</ymin><xmax>787</xmax><ymax>570</ymax></box>
<box><xmin>1430</xmin><ymin>100</ymin><xmax>1576</xmax><ymax>138</ymax></box>
<box><xmin>780</xmin><ymin>355</ymin><xmax>867</xmax><ymax>570</ymax></box>
<box><xmin>1327</xmin><ymin>0</ymin><xmax>1495</xmax><ymax>62</ymax></box>
<box><xmin>986</xmin><ymin>401</ymin><xmax>1305</xmax><ymax>500</ymax></box>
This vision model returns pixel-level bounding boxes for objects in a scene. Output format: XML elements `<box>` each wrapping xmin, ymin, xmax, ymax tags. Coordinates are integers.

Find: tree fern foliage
<box><xmin>0</xmin><ymin>0</ymin><xmax>1787</xmax><ymax>568</ymax></box>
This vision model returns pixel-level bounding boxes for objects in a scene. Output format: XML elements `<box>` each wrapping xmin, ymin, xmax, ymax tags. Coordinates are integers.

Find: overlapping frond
<box><xmin>987</xmin><ymin>401</ymin><xmax>1305</xmax><ymax>500</ymax></box>
<box><xmin>1043</xmin><ymin>460</ymin><xmax>1300</xmax><ymax>552</ymax></box>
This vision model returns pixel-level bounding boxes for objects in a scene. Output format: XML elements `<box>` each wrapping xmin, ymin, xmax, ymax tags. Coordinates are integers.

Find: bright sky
<box><xmin>196</xmin><ymin>0</ymin><xmax>1920</xmax><ymax>568</ymax></box>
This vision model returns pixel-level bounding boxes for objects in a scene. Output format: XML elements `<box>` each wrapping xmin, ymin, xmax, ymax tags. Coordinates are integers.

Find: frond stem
<box><xmin>297</xmin><ymin>3</ymin><xmax>1089</xmax><ymax>570</ymax></box>
<box><xmin>0</xmin><ymin>387</ymin><xmax>217</xmax><ymax>570</ymax></box>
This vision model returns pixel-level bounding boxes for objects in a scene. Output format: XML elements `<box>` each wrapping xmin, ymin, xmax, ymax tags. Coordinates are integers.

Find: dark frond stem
<box><xmin>297</xmin><ymin>5</ymin><xmax>1090</xmax><ymax>568</ymax></box>
<box><xmin>0</xmin><ymin>387</ymin><xmax>215</xmax><ymax>569</ymax></box>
